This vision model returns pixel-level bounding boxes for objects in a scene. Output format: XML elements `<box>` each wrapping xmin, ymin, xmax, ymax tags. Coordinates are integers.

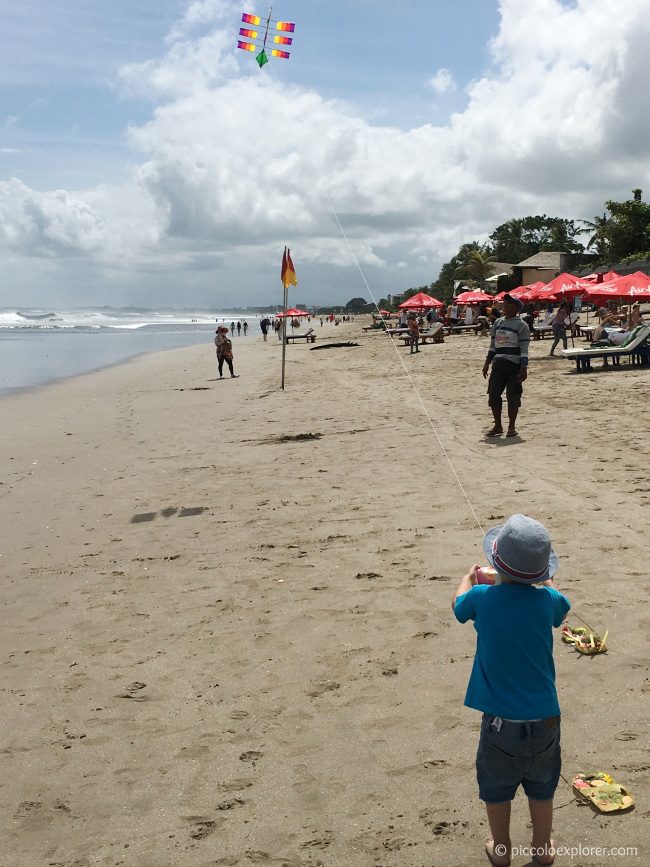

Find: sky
<box><xmin>1</xmin><ymin>0</ymin><xmax>650</xmax><ymax>309</ymax></box>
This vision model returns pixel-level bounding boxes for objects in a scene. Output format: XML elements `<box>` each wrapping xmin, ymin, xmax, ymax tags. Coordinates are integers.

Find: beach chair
<box><xmin>560</xmin><ymin>323</ymin><xmax>650</xmax><ymax>372</ymax></box>
<box><xmin>532</xmin><ymin>312</ymin><xmax>556</xmax><ymax>339</ymax></box>
<box><xmin>397</xmin><ymin>322</ymin><xmax>444</xmax><ymax>346</ymax></box>
<box><xmin>285</xmin><ymin>328</ymin><xmax>316</xmax><ymax>344</ymax></box>
<box><xmin>445</xmin><ymin>322</ymin><xmax>484</xmax><ymax>336</ymax></box>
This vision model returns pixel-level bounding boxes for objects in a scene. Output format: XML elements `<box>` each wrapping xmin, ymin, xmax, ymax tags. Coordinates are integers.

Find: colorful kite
<box><xmin>237</xmin><ymin>8</ymin><xmax>295</xmax><ymax>68</ymax></box>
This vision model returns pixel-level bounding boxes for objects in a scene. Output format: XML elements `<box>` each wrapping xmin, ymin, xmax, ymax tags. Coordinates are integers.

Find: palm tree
<box><xmin>490</xmin><ymin>218</ymin><xmax>529</xmax><ymax>262</ymax></box>
<box><xmin>454</xmin><ymin>245</ymin><xmax>496</xmax><ymax>289</ymax></box>
<box><xmin>578</xmin><ymin>214</ymin><xmax>609</xmax><ymax>256</ymax></box>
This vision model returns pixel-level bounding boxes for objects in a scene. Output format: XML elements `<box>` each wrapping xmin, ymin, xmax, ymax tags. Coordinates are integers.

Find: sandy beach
<box><xmin>1</xmin><ymin>320</ymin><xmax>648</xmax><ymax>866</ymax></box>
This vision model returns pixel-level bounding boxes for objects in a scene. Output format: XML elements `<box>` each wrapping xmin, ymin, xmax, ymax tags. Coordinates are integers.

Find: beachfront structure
<box><xmin>515</xmin><ymin>251</ymin><xmax>597</xmax><ymax>287</ymax></box>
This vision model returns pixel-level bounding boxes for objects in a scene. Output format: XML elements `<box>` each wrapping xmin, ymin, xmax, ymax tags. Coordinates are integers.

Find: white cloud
<box><xmin>3</xmin><ymin>0</ymin><xmax>650</xmax><ymax>305</ymax></box>
<box><xmin>0</xmin><ymin>178</ymin><xmax>106</xmax><ymax>256</ymax></box>
<box><xmin>428</xmin><ymin>68</ymin><xmax>455</xmax><ymax>95</ymax></box>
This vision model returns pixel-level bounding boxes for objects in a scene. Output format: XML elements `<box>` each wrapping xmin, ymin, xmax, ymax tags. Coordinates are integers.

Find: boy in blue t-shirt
<box><xmin>453</xmin><ymin>514</ymin><xmax>570</xmax><ymax>867</ymax></box>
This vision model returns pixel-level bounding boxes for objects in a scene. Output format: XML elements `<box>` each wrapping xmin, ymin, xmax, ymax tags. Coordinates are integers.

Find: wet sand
<box><xmin>1</xmin><ymin>320</ymin><xmax>648</xmax><ymax>866</ymax></box>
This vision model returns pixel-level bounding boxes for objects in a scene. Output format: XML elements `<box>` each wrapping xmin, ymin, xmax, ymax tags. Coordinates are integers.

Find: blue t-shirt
<box><xmin>454</xmin><ymin>583</ymin><xmax>570</xmax><ymax>720</ymax></box>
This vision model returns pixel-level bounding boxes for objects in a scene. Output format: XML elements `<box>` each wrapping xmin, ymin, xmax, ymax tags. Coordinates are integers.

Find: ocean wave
<box><xmin>0</xmin><ymin>307</ymin><xmax>253</xmax><ymax>331</ymax></box>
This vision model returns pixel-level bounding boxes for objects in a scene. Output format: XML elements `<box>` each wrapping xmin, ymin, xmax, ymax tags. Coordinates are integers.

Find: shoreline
<box><xmin>1</xmin><ymin>319</ymin><xmax>648</xmax><ymax>865</ymax></box>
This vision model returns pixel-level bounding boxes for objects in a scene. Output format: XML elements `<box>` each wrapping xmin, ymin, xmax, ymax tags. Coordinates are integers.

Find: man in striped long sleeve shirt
<box><xmin>482</xmin><ymin>294</ymin><xmax>530</xmax><ymax>438</ymax></box>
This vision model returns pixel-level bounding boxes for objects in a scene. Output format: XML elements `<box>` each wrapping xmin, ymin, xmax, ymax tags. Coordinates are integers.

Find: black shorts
<box><xmin>488</xmin><ymin>359</ymin><xmax>523</xmax><ymax>409</ymax></box>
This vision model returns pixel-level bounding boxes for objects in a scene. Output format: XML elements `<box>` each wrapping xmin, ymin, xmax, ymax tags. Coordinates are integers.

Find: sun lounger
<box><xmin>533</xmin><ymin>312</ymin><xmax>580</xmax><ymax>339</ymax></box>
<box><xmin>560</xmin><ymin>323</ymin><xmax>650</xmax><ymax>372</ymax></box>
<box><xmin>397</xmin><ymin>322</ymin><xmax>444</xmax><ymax>345</ymax></box>
<box><xmin>580</xmin><ymin>324</ymin><xmax>624</xmax><ymax>342</ymax></box>
<box><xmin>285</xmin><ymin>328</ymin><xmax>316</xmax><ymax>343</ymax></box>
<box><xmin>443</xmin><ymin>320</ymin><xmax>489</xmax><ymax>336</ymax></box>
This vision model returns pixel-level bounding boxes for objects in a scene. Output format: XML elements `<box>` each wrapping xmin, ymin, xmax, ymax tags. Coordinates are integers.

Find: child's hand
<box><xmin>469</xmin><ymin>564</ymin><xmax>481</xmax><ymax>585</ymax></box>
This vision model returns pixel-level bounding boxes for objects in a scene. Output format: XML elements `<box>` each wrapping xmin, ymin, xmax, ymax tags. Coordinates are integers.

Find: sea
<box><xmin>0</xmin><ymin>307</ymin><xmax>267</xmax><ymax>396</ymax></box>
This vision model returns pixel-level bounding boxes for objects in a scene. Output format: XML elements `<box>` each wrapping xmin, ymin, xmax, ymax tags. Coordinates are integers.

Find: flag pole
<box><xmin>281</xmin><ymin>247</ymin><xmax>288</xmax><ymax>390</ymax></box>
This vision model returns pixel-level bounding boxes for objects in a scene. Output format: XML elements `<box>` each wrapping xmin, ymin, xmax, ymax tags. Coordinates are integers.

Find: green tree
<box><xmin>345</xmin><ymin>297</ymin><xmax>371</xmax><ymax>313</ymax></box>
<box><xmin>490</xmin><ymin>215</ymin><xmax>583</xmax><ymax>261</ymax></box>
<box><xmin>577</xmin><ymin>213</ymin><xmax>609</xmax><ymax>255</ymax></box>
<box><xmin>454</xmin><ymin>243</ymin><xmax>496</xmax><ymax>288</ymax></box>
<box><xmin>600</xmin><ymin>191</ymin><xmax>650</xmax><ymax>261</ymax></box>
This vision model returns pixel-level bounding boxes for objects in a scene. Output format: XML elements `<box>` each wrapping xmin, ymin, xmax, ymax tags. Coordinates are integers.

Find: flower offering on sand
<box><xmin>561</xmin><ymin>624</ymin><xmax>608</xmax><ymax>654</ymax></box>
<box><xmin>572</xmin><ymin>773</ymin><xmax>634</xmax><ymax>812</ymax></box>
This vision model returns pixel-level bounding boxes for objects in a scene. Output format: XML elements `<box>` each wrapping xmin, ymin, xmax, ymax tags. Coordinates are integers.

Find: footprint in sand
<box><xmin>239</xmin><ymin>750</ymin><xmax>263</xmax><ymax>764</ymax></box>
<box><xmin>216</xmin><ymin>798</ymin><xmax>246</xmax><ymax>811</ymax></box>
<box><xmin>116</xmin><ymin>681</ymin><xmax>148</xmax><ymax>701</ymax></box>
<box><xmin>217</xmin><ymin>779</ymin><xmax>253</xmax><ymax>792</ymax></box>
<box><xmin>307</xmin><ymin>680</ymin><xmax>341</xmax><ymax>698</ymax></box>
<box><xmin>184</xmin><ymin>816</ymin><xmax>217</xmax><ymax>840</ymax></box>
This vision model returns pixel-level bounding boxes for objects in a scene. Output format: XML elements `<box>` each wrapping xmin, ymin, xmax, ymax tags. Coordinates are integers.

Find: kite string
<box><xmin>328</xmin><ymin>199</ymin><xmax>585</xmax><ymax>805</ymax></box>
<box><xmin>327</xmin><ymin>197</ymin><xmax>600</xmax><ymax>638</ymax></box>
<box><xmin>327</xmin><ymin>197</ymin><xmax>485</xmax><ymax>536</ymax></box>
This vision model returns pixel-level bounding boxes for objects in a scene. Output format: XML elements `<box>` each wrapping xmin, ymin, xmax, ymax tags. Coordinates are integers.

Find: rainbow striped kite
<box><xmin>237</xmin><ymin>8</ymin><xmax>295</xmax><ymax>68</ymax></box>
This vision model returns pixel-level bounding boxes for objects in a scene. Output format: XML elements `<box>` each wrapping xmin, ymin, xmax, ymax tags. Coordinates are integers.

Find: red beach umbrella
<box><xmin>520</xmin><ymin>285</ymin><xmax>557</xmax><ymax>302</ymax></box>
<box><xmin>583</xmin><ymin>271</ymin><xmax>650</xmax><ymax>302</ymax></box>
<box><xmin>398</xmin><ymin>292</ymin><xmax>444</xmax><ymax>309</ymax></box>
<box><xmin>537</xmin><ymin>272</ymin><xmax>589</xmax><ymax>300</ymax></box>
<box><xmin>277</xmin><ymin>308</ymin><xmax>309</xmax><ymax>317</ymax></box>
<box><xmin>495</xmin><ymin>283</ymin><xmax>544</xmax><ymax>302</ymax></box>
<box><xmin>454</xmin><ymin>289</ymin><xmax>492</xmax><ymax>303</ymax></box>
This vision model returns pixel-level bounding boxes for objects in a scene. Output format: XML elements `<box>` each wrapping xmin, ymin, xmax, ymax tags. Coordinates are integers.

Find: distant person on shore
<box><xmin>549</xmin><ymin>302</ymin><xmax>570</xmax><ymax>356</ymax></box>
<box><xmin>407</xmin><ymin>312</ymin><xmax>420</xmax><ymax>353</ymax></box>
<box><xmin>453</xmin><ymin>515</ymin><xmax>569</xmax><ymax>867</ymax></box>
<box><xmin>237</xmin><ymin>321</ymin><xmax>242</xmax><ymax>336</ymax></box>
<box><xmin>426</xmin><ymin>307</ymin><xmax>440</xmax><ymax>328</ymax></box>
<box><xmin>483</xmin><ymin>294</ymin><xmax>529</xmax><ymax>438</ymax></box>
<box><xmin>243</xmin><ymin>321</ymin><xmax>248</xmax><ymax>336</ymax></box>
<box><xmin>260</xmin><ymin>317</ymin><xmax>271</xmax><ymax>341</ymax></box>
<box><xmin>214</xmin><ymin>326</ymin><xmax>238</xmax><ymax>379</ymax></box>
<box><xmin>230</xmin><ymin>321</ymin><xmax>235</xmax><ymax>336</ymax></box>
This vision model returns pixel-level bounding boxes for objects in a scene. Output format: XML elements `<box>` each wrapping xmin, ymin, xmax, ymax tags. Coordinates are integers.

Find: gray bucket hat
<box><xmin>482</xmin><ymin>514</ymin><xmax>557</xmax><ymax>584</ymax></box>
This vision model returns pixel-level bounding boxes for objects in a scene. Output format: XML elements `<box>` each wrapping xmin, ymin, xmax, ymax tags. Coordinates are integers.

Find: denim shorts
<box><xmin>476</xmin><ymin>713</ymin><xmax>561</xmax><ymax>803</ymax></box>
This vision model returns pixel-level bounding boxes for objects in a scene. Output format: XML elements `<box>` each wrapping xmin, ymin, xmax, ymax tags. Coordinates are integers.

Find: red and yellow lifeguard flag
<box><xmin>271</xmin><ymin>49</ymin><xmax>290</xmax><ymax>59</ymax></box>
<box><xmin>242</xmin><ymin>13</ymin><xmax>261</xmax><ymax>25</ymax></box>
<box><xmin>237</xmin><ymin>40</ymin><xmax>256</xmax><ymax>53</ymax></box>
<box><xmin>281</xmin><ymin>247</ymin><xmax>297</xmax><ymax>289</ymax></box>
<box><xmin>276</xmin><ymin>21</ymin><xmax>295</xmax><ymax>32</ymax></box>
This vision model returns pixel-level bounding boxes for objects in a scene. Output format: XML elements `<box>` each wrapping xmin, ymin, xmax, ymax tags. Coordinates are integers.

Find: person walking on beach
<box><xmin>230</xmin><ymin>321</ymin><xmax>235</xmax><ymax>336</ymax></box>
<box><xmin>549</xmin><ymin>302</ymin><xmax>570</xmax><ymax>356</ymax></box>
<box><xmin>214</xmin><ymin>326</ymin><xmax>238</xmax><ymax>379</ymax></box>
<box><xmin>237</xmin><ymin>320</ymin><xmax>242</xmax><ymax>336</ymax></box>
<box><xmin>482</xmin><ymin>294</ymin><xmax>529</xmax><ymax>438</ymax></box>
<box><xmin>407</xmin><ymin>312</ymin><xmax>420</xmax><ymax>353</ymax></box>
<box><xmin>243</xmin><ymin>320</ymin><xmax>248</xmax><ymax>336</ymax></box>
<box><xmin>452</xmin><ymin>514</ymin><xmax>570</xmax><ymax>867</ymax></box>
<box><xmin>260</xmin><ymin>317</ymin><xmax>271</xmax><ymax>341</ymax></box>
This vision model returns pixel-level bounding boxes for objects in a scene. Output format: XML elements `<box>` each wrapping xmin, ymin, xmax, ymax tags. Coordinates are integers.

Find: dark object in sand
<box><xmin>310</xmin><ymin>342</ymin><xmax>359</xmax><ymax>350</ymax></box>
<box><xmin>276</xmin><ymin>432</ymin><xmax>322</xmax><ymax>442</ymax></box>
